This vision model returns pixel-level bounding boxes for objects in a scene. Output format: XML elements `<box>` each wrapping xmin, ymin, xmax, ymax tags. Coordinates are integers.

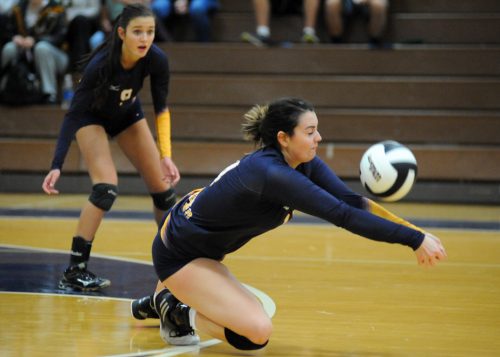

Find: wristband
<box><xmin>156</xmin><ymin>109</ymin><xmax>172</xmax><ymax>158</ymax></box>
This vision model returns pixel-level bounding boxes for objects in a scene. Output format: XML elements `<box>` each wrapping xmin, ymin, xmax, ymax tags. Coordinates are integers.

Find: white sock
<box><xmin>188</xmin><ymin>308</ymin><xmax>197</xmax><ymax>330</ymax></box>
<box><xmin>256</xmin><ymin>26</ymin><xmax>270</xmax><ymax>38</ymax></box>
<box><xmin>303</xmin><ymin>27</ymin><xmax>316</xmax><ymax>36</ymax></box>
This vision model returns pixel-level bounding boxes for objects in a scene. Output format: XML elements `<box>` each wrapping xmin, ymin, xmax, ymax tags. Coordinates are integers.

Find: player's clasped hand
<box><xmin>415</xmin><ymin>233</ymin><xmax>447</xmax><ymax>267</ymax></box>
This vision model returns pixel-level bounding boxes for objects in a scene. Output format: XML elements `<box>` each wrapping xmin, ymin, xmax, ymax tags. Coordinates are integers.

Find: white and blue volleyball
<box><xmin>359</xmin><ymin>140</ymin><xmax>418</xmax><ymax>202</ymax></box>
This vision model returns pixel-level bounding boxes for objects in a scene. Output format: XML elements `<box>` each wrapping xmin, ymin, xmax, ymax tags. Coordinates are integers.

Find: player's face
<box><xmin>119</xmin><ymin>16</ymin><xmax>155</xmax><ymax>63</ymax></box>
<box><xmin>279</xmin><ymin>111</ymin><xmax>322</xmax><ymax>168</ymax></box>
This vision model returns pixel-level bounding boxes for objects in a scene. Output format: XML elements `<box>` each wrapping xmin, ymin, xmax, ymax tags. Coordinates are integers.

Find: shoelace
<box><xmin>80</xmin><ymin>269</ymin><xmax>98</xmax><ymax>280</ymax></box>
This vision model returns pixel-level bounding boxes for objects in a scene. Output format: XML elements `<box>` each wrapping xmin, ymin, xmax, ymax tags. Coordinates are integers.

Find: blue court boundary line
<box><xmin>0</xmin><ymin>208</ymin><xmax>499</xmax><ymax>231</ymax></box>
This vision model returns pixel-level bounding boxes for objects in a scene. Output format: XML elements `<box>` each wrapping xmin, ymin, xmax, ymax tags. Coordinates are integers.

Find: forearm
<box><xmin>50</xmin><ymin>116</ymin><xmax>79</xmax><ymax>170</ymax></box>
<box><xmin>364</xmin><ymin>198</ymin><xmax>424</xmax><ymax>233</ymax></box>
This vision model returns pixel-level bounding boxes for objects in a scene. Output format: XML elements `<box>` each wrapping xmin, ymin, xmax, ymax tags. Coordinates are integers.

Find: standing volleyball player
<box><xmin>131</xmin><ymin>97</ymin><xmax>447</xmax><ymax>350</ymax></box>
<box><xmin>42</xmin><ymin>4</ymin><xmax>180</xmax><ymax>291</ymax></box>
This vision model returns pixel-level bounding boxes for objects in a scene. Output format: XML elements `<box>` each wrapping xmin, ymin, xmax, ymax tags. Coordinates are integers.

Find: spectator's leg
<box><xmin>189</xmin><ymin>0</ymin><xmax>218</xmax><ymax>42</ymax></box>
<box><xmin>302</xmin><ymin>0</ymin><xmax>320</xmax><ymax>43</ymax></box>
<box><xmin>367</xmin><ymin>0</ymin><xmax>388</xmax><ymax>40</ymax></box>
<box><xmin>33</xmin><ymin>41</ymin><xmax>69</xmax><ymax>102</ymax></box>
<box><xmin>1</xmin><ymin>42</ymin><xmax>19</xmax><ymax>68</ymax></box>
<box><xmin>253</xmin><ymin>0</ymin><xmax>271</xmax><ymax>38</ymax></box>
<box><xmin>151</xmin><ymin>0</ymin><xmax>173</xmax><ymax>42</ymax></box>
<box><xmin>0</xmin><ymin>42</ymin><xmax>19</xmax><ymax>90</ymax></box>
<box><xmin>325</xmin><ymin>0</ymin><xmax>344</xmax><ymax>42</ymax></box>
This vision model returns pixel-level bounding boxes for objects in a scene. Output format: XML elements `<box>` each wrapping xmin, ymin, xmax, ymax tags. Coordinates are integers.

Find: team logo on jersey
<box><xmin>120</xmin><ymin>89</ymin><xmax>133</xmax><ymax>102</ymax></box>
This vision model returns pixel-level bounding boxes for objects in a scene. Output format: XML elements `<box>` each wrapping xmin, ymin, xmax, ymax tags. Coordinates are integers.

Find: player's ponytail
<box><xmin>242</xmin><ymin>104</ymin><xmax>268</xmax><ymax>145</ymax></box>
<box><xmin>242</xmin><ymin>97</ymin><xmax>314</xmax><ymax>148</ymax></box>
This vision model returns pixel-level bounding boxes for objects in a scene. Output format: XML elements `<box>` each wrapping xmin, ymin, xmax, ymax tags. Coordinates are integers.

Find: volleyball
<box><xmin>359</xmin><ymin>140</ymin><xmax>418</xmax><ymax>202</ymax></box>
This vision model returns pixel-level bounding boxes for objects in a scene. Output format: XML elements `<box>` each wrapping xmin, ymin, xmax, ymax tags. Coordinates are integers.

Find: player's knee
<box><xmin>224</xmin><ymin>325</ymin><xmax>271</xmax><ymax>350</ymax></box>
<box><xmin>151</xmin><ymin>188</ymin><xmax>176</xmax><ymax>211</ymax></box>
<box><xmin>224</xmin><ymin>316</ymin><xmax>272</xmax><ymax>350</ymax></box>
<box><xmin>88</xmin><ymin>183</ymin><xmax>118</xmax><ymax>211</ymax></box>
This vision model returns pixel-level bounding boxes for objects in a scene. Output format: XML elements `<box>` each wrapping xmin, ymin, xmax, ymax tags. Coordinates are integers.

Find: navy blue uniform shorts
<box><xmin>78</xmin><ymin>99</ymin><xmax>145</xmax><ymax>137</ymax></box>
<box><xmin>152</xmin><ymin>233</ymin><xmax>195</xmax><ymax>282</ymax></box>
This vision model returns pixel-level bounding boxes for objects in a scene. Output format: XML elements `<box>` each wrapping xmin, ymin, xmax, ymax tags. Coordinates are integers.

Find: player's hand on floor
<box><xmin>415</xmin><ymin>233</ymin><xmax>447</xmax><ymax>267</ymax></box>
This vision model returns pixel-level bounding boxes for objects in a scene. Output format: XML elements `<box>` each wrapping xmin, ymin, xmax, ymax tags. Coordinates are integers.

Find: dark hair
<box><xmin>242</xmin><ymin>97</ymin><xmax>315</xmax><ymax>148</ymax></box>
<box><xmin>79</xmin><ymin>3</ymin><xmax>154</xmax><ymax>110</ymax></box>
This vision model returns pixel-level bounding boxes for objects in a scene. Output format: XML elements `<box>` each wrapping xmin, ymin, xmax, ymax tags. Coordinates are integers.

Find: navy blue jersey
<box><xmin>162</xmin><ymin>146</ymin><xmax>424</xmax><ymax>261</ymax></box>
<box><xmin>50</xmin><ymin>44</ymin><xmax>170</xmax><ymax>170</ymax></box>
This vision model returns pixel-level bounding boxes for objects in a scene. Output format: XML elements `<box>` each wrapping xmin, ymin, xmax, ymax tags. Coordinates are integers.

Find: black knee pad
<box><xmin>89</xmin><ymin>183</ymin><xmax>118</xmax><ymax>211</ymax></box>
<box><xmin>224</xmin><ymin>328</ymin><xmax>268</xmax><ymax>351</ymax></box>
<box><xmin>151</xmin><ymin>188</ymin><xmax>176</xmax><ymax>211</ymax></box>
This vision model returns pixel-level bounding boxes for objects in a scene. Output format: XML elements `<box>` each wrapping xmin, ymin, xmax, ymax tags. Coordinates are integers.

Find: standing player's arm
<box><xmin>364</xmin><ymin>198</ymin><xmax>424</xmax><ymax>233</ymax></box>
<box><xmin>42</xmin><ymin>114</ymin><xmax>79</xmax><ymax>194</ymax></box>
<box><xmin>156</xmin><ymin>109</ymin><xmax>180</xmax><ymax>185</ymax></box>
<box><xmin>150</xmin><ymin>46</ymin><xmax>179</xmax><ymax>185</ymax></box>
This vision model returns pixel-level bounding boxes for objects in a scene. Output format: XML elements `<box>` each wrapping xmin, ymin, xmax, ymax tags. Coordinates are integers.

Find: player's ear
<box><xmin>277</xmin><ymin>131</ymin><xmax>289</xmax><ymax>148</ymax></box>
<box><xmin>118</xmin><ymin>26</ymin><xmax>126</xmax><ymax>41</ymax></box>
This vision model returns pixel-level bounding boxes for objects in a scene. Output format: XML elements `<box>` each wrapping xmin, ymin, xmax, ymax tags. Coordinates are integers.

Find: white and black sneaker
<box><xmin>58</xmin><ymin>264</ymin><xmax>111</xmax><ymax>291</ymax></box>
<box><xmin>131</xmin><ymin>295</ymin><xmax>159</xmax><ymax>320</ymax></box>
<box><xmin>154</xmin><ymin>290</ymin><xmax>200</xmax><ymax>346</ymax></box>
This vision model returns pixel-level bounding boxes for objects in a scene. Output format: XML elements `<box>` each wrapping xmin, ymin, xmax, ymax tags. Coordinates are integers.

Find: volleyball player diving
<box><xmin>42</xmin><ymin>4</ymin><xmax>179</xmax><ymax>291</ymax></box>
<box><xmin>131</xmin><ymin>97</ymin><xmax>447</xmax><ymax>350</ymax></box>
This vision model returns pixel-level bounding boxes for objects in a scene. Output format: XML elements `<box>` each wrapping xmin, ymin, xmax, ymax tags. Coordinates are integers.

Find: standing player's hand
<box><xmin>160</xmin><ymin>157</ymin><xmax>180</xmax><ymax>186</ymax></box>
<box><xmin>415</xmin><ymin>233</ymin><xmax>447</xmax><ymax>267</ymax></box>
<box><xmin>42</xmin><ymin>169</ymin><xmax>61</xmax><ymax>195</ymax></box>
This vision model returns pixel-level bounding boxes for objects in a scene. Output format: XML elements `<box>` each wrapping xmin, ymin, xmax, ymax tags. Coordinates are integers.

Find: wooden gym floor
<box><xmin>0</xmin><ymin>193</ymin><xmax>499</xmax><ymax>356</ymax></box>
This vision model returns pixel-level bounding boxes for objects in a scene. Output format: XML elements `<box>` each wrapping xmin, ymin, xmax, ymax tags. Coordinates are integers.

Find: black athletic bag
<box><xmin>0</xmin><ymin>51</ymin><xmax>45</xmax><ymax>106</ymax></box>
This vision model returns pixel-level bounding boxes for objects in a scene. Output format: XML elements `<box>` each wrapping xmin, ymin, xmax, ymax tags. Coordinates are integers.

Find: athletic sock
<box><xmin>303</xmin><ymin>27</ymin><xmax>315</xmax><ymax>36</ymax></box>
<box><xmin>256</xmin><ymin>26</ymin><xmax>270</xmax><ymax>38</ymax></box>
<box><xmin>188</xmin><ymin>308</ymin><xmax>197</xmax><ymax>330</ymax></box>
<box><xmin>69</xmin><ymin>236</ymin><xmax>92</xmax><ymax>267</ymax></box>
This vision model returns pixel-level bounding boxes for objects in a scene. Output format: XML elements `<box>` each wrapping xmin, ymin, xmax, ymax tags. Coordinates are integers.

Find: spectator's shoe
<box><xmin>131</xmin><ymin>295</ymin><xmax>159</xmax><ymax>320</ymax></box>
<box><xmin>42</xmin><ymin>93</ymin><xmax>58</xmax><ymax>105</ymax></box>
<box><xmin>301</xmin><ymin>32</ymin><xmax>320</xmax><ymax>44</ymax></box>
<box><xmin>241</xmin><ymin>32</ymin><xmax>275</xmax><ymax>47</ymax></box>
<box><xmin>154</xmin><ymin>290</ymin><xmax>200</xmax><ymax>346</ymax></box>
<box><xmin>368</xmin><ymin>37</ymin><xmax>393</xmax><ymax>50</ymax></box>
<box><xmin>58</xmin><ymin>265</ymin><xmax>111</xmax><ymax>291</ymax></box>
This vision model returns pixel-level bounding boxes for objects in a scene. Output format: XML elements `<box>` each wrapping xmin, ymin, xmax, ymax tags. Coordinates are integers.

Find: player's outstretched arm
<box><xmin>42</xmin><ymin>169</ymin><xmax>61</xmax><ymax>195</ymax></box>
<box><xmin>415</xmin><ymin>233</ymin><xmax>447</xmax><ymax>267</ymax></box>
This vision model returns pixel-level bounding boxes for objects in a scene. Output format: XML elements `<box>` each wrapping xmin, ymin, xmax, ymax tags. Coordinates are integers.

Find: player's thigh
<box><xmin>166</xmin><ymin>258</ymin><xmax>271</xmax><ymax>336</ymax></box>
<box><xmin>116</xmin><ymin>119</ymin><xmax>167</xmax><ymax>192</ymax></box>
<box><xmin>76</xmin><ymin>125</ymin><xmax>117</xmax><ymax>184</ymax></box>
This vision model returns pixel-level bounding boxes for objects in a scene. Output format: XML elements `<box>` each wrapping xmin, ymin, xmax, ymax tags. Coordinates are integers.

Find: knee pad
<box><xmin>89</xmin><ymin>183</ymin><xmax>118</xmax><ymax>211</ymax></box>
<box><xmin>151</xmin><ymin>188</ymin><xmax>176</xmax><ymax>211</ymax></box>
<box><xmin>224</xmin><ymin>328</ymin><xmax>268</xmax><ymax>351</ymax></box>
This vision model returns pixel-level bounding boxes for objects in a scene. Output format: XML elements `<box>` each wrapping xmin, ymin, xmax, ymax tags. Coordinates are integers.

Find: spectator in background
<box><xmin>325</xmin><ymin>0</ymin><xmax>388</xmax><ymax>46</ymax></box>
<box><xmin>151</xmin><ymin>0</ymin><xmax>219</xmax><ymax>42</ymax></box>
<box><xmin>63</xmin><ymin>0</ymin><xmax>102</xmax><ymax>72</ymax></box>
<box><xmin>242</xmin><ymin>0</ymin><xmax>321</xmax><ymax>46</ymax></box>
<box><xmin>1</xmin><ymin>0</ymin><xmax>68</xmax><ymax>104</ymax></box>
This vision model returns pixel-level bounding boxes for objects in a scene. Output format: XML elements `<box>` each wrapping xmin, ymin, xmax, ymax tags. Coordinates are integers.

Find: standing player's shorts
<box><xmin>77</xmin><ymin>98</ymin><xmax>145</xmax><ymax>137</ymax></box>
